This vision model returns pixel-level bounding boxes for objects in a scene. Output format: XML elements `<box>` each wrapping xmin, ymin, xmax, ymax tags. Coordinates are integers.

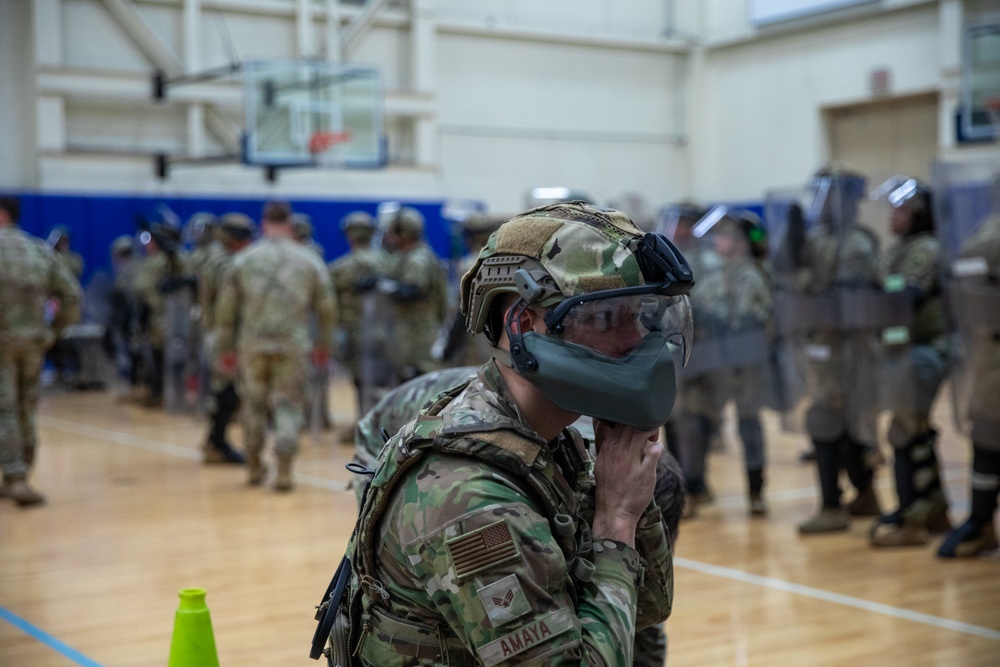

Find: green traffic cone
<box><xmin>168</xmin><ymin>588</ymin><xmax>220</xmax><ymax>667</ymax></box>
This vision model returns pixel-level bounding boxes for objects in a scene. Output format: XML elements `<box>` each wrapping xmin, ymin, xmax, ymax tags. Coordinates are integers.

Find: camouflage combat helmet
<box><xmin>111</xmin><ymin>235</ymin><xmax>134</xmax><ymax>257</ymax></box>
<box><xmin>340</xmin><ymin>211</ymin><xmax>376</xmax><ymax>241</ymax></box>
<box><xmin>292</xmin><ymin>213</ymin><xmax>314</xmax><ymax>241</ymax></box>
<box><xmin>462</xmin><ymin>201</ymin><xmax>680</xmax><ymax>334</ymax></box>
<box><xmin>218</xmin><ymin>213</ymin><xmax>255</xmax><ymax>245</ymax></box>
<box><xmin>460</xmin><ymin>201</ymin><xmax>695</xmax><ymax>430</ymax></box>
<box><xmin>388</xmin><ymin>206</ymin><xmax>425</xmax><ymax>239</ymax></box>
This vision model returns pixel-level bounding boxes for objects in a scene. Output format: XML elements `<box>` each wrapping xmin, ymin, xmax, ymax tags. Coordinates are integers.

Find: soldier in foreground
<box><xmin>352</xmin><ymin>365</ymin><xmax>686</xmax><ymax>666</ymax></box>
<box><xmin>215</xmin><ymin>202</ymin><xmax>336</xmax><ymax>491</ymax></box>
<box><xmin>314</xmin><ymin>202</ymin><xmax>692</xmax><ymax>666</ymax></box>
<box><xmin>0</xmin><ymin>197</ymin><xmax>81</xmax><ymax>506</ymax></box>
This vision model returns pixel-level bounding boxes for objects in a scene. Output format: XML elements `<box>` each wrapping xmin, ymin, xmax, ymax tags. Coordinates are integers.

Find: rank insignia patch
<box><xmin>477</xmin><ymin>574</ymin><xmax>531</xmax><ymax>627</ymax></box>
<box><xmin>446</xmin><ymin>519</ymin><xmax>520</xmax><ymax>581</ymax></box>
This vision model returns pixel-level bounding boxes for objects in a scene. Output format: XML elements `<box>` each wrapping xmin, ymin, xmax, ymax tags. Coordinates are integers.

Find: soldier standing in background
<box><xmin>134</xmin><ymin>218</ymin><xmax>190</xmax><ymax>408</ymax></box>
<box><xmin>328</xmin><ymin>211</ymin><xmax>386</xmax><ymax>425</ymax></box>
<box><xmin>793</xmin><ymin>167</ymin><xmax>883</xmax><ymax>534</ymax></box>
<box><xmin>199</xmin><ymin>213</ymin><xmax>255</xmax><ymax>464</ymax></box>
<box><xmin>937</xmin><ymin>165</ymin><xmax>1000</xmax><ymax>558</ymax></box>
<box><xmin>185</xmin><ymin>212</ymin><xmax>222</xmax><ymax>410</ymax></box>
<box><xmin>438</xmin><ymin>212</ymin><xmax>503</xmax><ymax>368</ymax></box>
<box><xmin>215</xmin><ymin>201</ymin><xmax>336</xmax><ymax>491</ymax></box>
<box><xmin>0</xmin><ymin>197</ymin><xmax>81</xmax><ymax>506</ymax></box>
<box><xmin>380</xmin><ymin>206</ymin><xmax>448</xmax><ymax>382</ymax></box>
<box><xmin>293</xmin><ymin>213</ymin><xmax>326</xmax><ymax>259</ymax></box>
<box><xmin>47</xmin><ymin>225</ymin><xmax>85</xmax><ymax>279</ymax></box>
<box><xmin>106</xmin><ymin>235</ymin><xmax>143</xmax><ymax>396</ymax></box>
<box><xmin>868</xmin><ymin>178</ymin><xmax>951</xmax><ymax>547</ymax></box>
<box><xmin>680</xmin><ymin>209</ymin><xmax>773</xmax><ymax>516</ymax></box>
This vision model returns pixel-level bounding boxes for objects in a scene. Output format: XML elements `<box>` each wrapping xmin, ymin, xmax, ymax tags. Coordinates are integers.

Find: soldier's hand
<box><xmin>219</xmin><ymin>352</ymin><xmax>238</xmax><ymax>376</ymax></box>
<box><xmin>353</xmin><ymin>276</ymin><xmax>377</xmax><ymax>294</ymax></box>
<box><xmin>591</xmin><ymin>422</ymin><xmax>663</xmax><ymax>548</ymax></box>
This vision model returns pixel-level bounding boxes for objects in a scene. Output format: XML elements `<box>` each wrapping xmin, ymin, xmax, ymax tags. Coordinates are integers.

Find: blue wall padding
<box><xmin>4</xmin><ymin>192</ymin><xmax>448</xmax><ymax>285</ymax></box>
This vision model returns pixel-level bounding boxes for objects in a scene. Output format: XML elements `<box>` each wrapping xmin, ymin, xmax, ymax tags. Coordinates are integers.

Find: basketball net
<box><xmin>308</xmin><ymin>130</ymin><xmax>352</xmax><ymax>169</ymax></box>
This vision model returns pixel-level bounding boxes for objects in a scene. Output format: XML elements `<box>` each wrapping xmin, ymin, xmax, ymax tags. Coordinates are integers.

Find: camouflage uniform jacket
<box><xmin>197</xmin><ymin>242</ymin><xmax>233</xmax><ymax>332</ymax></box>
<box><xmin>215</xmin><ymin>236</ymin><xmax>336</xmax><ymax>356</ymax></box>
<box><xmin>329</xmin><ymin>247</ymin><xmax>388</xmax><ymax>335</ymax></box>
<box><xmin>388</xmin><ymin>243</ymin><xmax>448</xmax><ymax>371</ymax></box>
<box><xmin>0</xmin><ymin>227</ymin><xmax>81</xmax><ymax>349</ymax></box>
<box><xmin>134</xmin><ymin>250</ymin><xmax>189</xmax><ymax>347</ymax></box>
<box><xmin>338</xmin><ymin>361</ymin><xmax>673</xmax><ymax>667</ymax></box>
<box><xmin>878</xmin><ymin>232</ymin><xmax>946</xmax><ymax>351</ymax></box>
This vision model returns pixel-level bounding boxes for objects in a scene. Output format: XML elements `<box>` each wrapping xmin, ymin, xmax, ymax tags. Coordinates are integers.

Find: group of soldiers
<box><xmin>657</xmin><ymin>164</ymin><xmax>1000</xmax><ymax>559</ymax></box>
<box><xmin>99</xmin><ymin>199</ymin><xmax>498</xmax><ymax>492</ymax></box>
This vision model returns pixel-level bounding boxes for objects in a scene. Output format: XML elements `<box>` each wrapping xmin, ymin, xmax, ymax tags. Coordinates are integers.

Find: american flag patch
<box><xmin>446</xmin><ymin>520</ymin><xmax>520</xmax><ymax>581</ymax></box>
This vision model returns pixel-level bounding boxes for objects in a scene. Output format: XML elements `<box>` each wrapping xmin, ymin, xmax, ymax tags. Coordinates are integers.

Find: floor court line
<box><xmin>0</xmin><ymin>607</ymin><xmax>104</xmax><ymax>667</ymax></box>
<box><xmin>33</xmin><ymin>415</ymin><xmax>991</xmax><ymax>645</ymax></box>
<box><xmin>674</xmin><ymin>557</ymin><xmax>1000</xmax><ymax>642</ymax></box>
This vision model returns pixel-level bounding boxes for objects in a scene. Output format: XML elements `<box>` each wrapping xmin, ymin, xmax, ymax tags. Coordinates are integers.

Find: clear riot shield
<box><xmin>676</xmin><ymin>208</ymin><xmax>773</xmax><ymax>413</ymax></box>
<box><xmin>932</xmin><ymin>159</ymin><xmax>1000</xmax><ymax>448</ymax></box>
<box><xmin>765</xmin><ymin>172</ymin><xmax>901</xmax><ymax>445</ymax></box>
<box><xmin>162</xmin><ymin>285</ymin><xmax>194</xmax><ymax>413</ymax></box>
<box><xmin>357</xmin><ymin>289</ymin><xmax>399</xmax><ymax>417</ymax></box>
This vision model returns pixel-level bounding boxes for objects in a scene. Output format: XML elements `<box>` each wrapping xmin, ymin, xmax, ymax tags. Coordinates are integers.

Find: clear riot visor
<box><xmin>548</xmin><ymin>293</ymin><xmax>693</xmax><ymax>365</ymax></box>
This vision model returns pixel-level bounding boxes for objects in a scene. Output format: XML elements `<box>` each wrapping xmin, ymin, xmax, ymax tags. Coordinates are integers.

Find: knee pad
<box><xmin>806</xmin><ymin>405</ymin><xmax>844</xmax><ymax>443</ymax></box>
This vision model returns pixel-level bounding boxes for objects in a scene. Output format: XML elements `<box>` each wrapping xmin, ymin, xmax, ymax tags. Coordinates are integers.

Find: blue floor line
<box><xmin>0</xmin><ymin>606</ymin><xmax>105</xmax><ymax>667</ymax></box>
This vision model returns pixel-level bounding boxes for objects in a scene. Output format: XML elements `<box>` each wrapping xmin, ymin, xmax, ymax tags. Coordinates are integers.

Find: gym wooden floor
<box><xmin>1</xmin><ymin>378</ymin><xmax>997</xmax><ymax>666</ymax></box>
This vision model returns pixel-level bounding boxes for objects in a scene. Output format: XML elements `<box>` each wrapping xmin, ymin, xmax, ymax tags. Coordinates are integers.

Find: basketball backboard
<box><xmin>243</xmin><ymin>59</ymin><xmax>386</xmax><ymax>168</ymax></box>
<box><xmin>961</xmin><ymin>23</ymin><xmax>1000</xmax><ymax>142</ymax></box>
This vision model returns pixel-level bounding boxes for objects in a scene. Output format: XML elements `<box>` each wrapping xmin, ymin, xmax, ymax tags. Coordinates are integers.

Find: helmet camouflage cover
<box><xmin>461</xmin><ymin>201</ymin><xmax>651</xmax><ymax>335</ymax></box>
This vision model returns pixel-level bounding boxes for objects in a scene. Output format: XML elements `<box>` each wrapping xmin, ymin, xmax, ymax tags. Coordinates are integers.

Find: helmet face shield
<box><xmin>552</xmin><ymin>293</ymin><xmax>692</xmax><ymax>365</ymax></box>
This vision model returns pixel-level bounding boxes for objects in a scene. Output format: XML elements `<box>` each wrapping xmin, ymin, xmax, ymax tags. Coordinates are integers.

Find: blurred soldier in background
<box><xmin>785</xmin><ymin>166</ymin><xmax>883</xmax><ymax>534</ymax></box>
<box><xmin>328</xmin><ymin>211</ymin><xmax>387</xmax><ymax>425</ymax></box>
<box><xmin>215</xmin><ymin>201</ymin><xmax>336</xmax><ymax>491</ymax></box>
<box><xmin>47</xmin><ymin>225</ymin><xmax>85</xmax><ymax>279</ymax></box>
<box><xmin>438</xmin><ymin>212</ymin><xmax>503</xmax><ymax>367</ymax></box>
<box><xmin>677</xmin><ymin>208</ymin><xmax>773</xmax><ymax>516</ymax></box>
<box><xmin>184</xmin><ymin>212</ymin><xmax>222</xmax><ymax>410</ymax></box>
<box><xmin>199</xmin><ymin>213</ymin><xmax>255</xmax><ymax>464</ymax></box>
<box><xmin>45</xmin><ymin>225</ymin><xmax>85</xmax><ymax>384</ymax></box>
<box><xmin>868</xmin><ymin>177</ymin><xmax>951</xmax><ymax>547</ymax></box>
<box><xmin>134</xmin><ymin>215</ymin><xmax>190</xmax><ymax>408</ymax></box>
<box><xmin>657</xmin><ymin>203</ymin><xmax>724</xmax><ymax>514</ymax></box>
<box><xmin>293</xmin><ymin>213</ymin><xmax>326</xmax><ymax>259</ymax></box>
<box><xmin>936</xmin><ymin>162</ymin><xmax>1000</xmax><ymax>558</ymax></box>
<box><xmin>105</xmin><ymin>235</ymin><xmax>144</xmax><ymax>397</ymax></box>
<box><xmin>184</xmin><ymin>212</ymin><xmax>220</xmax><ymax>280</ymax></box>
<box><xmin>0</xmin><ymin>197</ymin><xmax>81</xmax><ymax>506</ymax></box>
<box><xmin>380</xmin><ymin>206</ymin><xmax>448</xmax><ymax>382</ymax></box>
<box><xmin>292</xmin><ymin>212</ymin><xmax>333</xmax><ymax>432</ymax></box>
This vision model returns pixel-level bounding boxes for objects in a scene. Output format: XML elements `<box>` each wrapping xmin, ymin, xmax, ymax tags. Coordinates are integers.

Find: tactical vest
<box><xmin>318</xmin><ymin>383</ymin><xmax>598</xmax><ymax>666</ymax></box>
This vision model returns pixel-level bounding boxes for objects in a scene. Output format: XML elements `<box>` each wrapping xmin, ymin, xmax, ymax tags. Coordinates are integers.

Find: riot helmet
<box><xmin>218</xmin><ymin>213</ymin><xmax>255</xmax><ymax>247</ymax></box>
<box><xmin>806</xmin><ymin>165</ymin><xmax>867</xmax><ymax>228</ymax></box>
<box><xmin>461</xmin><ymin>202</ymin><xmax>695</xmax><ymax>430</ymax></box>
<box><xmin>388</xmin><ymin>206</ymin><xmax>425</xmax><ymax>240</ymax></box>
<box><xmin>184</xmin><ymin>212</ymin><xmax>218</xmax><ymax>247</ymax></box>
<box><xmin>870</xmin><ymin>176</ymin><xmax>934</xmax><ymax>237</ymax></box>
<box><xmin>340</xmin><ymin>211</ymin><xmax>376</xmax><ymax>243</ymax></box>
<box><xmin>656</xmin><ymin>203</ymin><xmax>707</xmax><ymax>246</ymax></box>
<box><xmin>292</xmin><ymin>213</ymin><xmax>314</xmax><ymax>241</ymax></box>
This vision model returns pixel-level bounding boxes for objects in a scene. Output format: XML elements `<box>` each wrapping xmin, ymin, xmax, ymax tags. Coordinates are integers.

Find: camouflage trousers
<box><xmin>0</xmin><ymin>345</ymin><xmax>45</xmax><ymax>479</ymax></box>
<box><xmin>634</xmin><ymin>623</ymin><xmax>667</xmax><ymax>667</ymax></box>
<box><xmin>239</xmin><ymin>351</ymin><xmax>307</xmax><ymax>457</ymax></box>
